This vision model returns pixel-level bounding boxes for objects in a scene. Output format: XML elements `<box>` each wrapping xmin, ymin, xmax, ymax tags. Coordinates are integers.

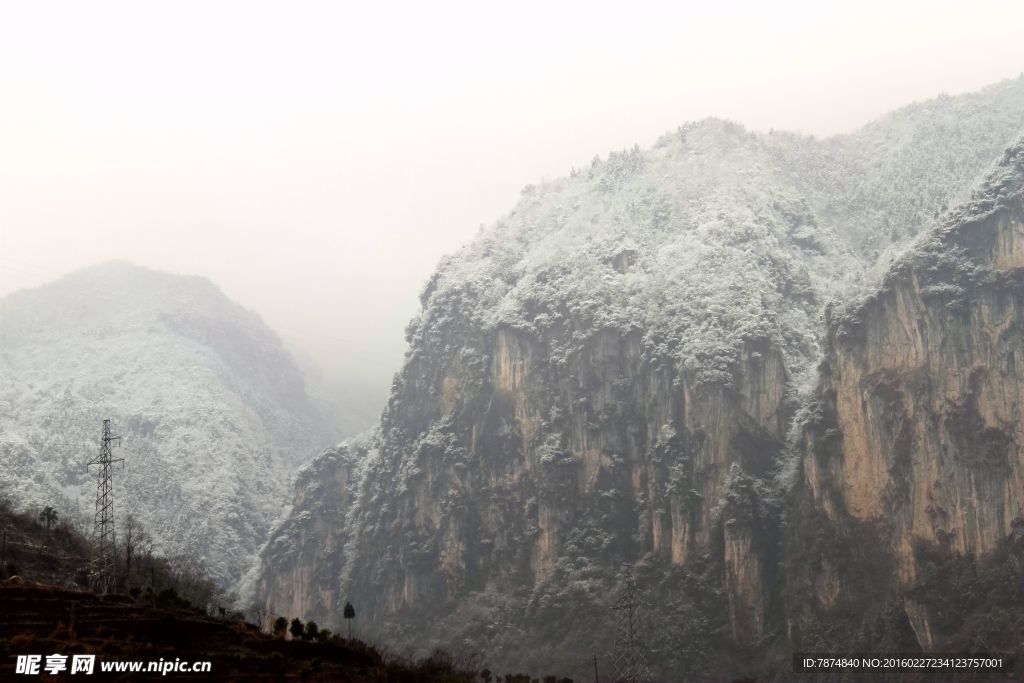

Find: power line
<box><xmin>0</xmin><ymin>257</ymin><xmax>62</xmax><ymax>278</ymax></box>
<box><xmin>0</xmin><ymin>439</ymin><xmax>101</xmax><ymax>448</ymax></box>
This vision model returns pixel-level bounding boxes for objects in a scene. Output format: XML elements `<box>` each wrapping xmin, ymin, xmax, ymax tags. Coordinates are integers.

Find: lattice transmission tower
<box><xmin>611</xmin><ymin>563</ymin><xmax>651</xmax><ymax>683</ymax></box>
<box><xmin>88</xmin><ymin>419</ymin><xmax>123</xmax><ymax>594</ymax></box>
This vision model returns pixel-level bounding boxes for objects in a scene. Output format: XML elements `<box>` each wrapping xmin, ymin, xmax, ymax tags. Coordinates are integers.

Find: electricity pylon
<box><xmin>611</xmin><ymin>564</ymin><xmax>651</xmax><ymax>683</ymax></box>
<box><xmin>88</xmin><ymin>419</ymin><xmax>123</xmax><ymax>593</ymax></box>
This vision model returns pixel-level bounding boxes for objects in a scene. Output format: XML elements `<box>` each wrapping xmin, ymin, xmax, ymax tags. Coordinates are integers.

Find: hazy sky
<box><xmin>2</xmin><ymin>0</ymin><xmax>1024</xmax><ymax>415</ymax></box>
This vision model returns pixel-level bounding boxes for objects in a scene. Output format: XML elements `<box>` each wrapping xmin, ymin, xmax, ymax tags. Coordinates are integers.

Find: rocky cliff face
<box><xmin>257</xmin><ymin>80</ymin><xmax>1024</xmax><ymax>680</ymax></box>
<box><xmin>257</xmin><ymin>444</ymin><xmax>361</xmax><ymax>621</ymax></box>
<box><xmin>0</xmin><ymin>262</ymin><xmax>334</xmax><ymax>586</ymax></box>
<box><xmin>793</xmin><ymin>142</ymin><xmax>1024</xmax><ymax>656</ymax></box>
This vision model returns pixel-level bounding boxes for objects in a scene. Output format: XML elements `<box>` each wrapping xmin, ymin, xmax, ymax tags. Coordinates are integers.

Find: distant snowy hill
<box><xmin>0</xmin><ymin>262</ymin><xmax>335</xmax><ymax>586</ymax></box>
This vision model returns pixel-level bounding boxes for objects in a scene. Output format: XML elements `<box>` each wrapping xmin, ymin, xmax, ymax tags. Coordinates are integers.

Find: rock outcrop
<box><xmin>793</xmin><ymin>141</ymin><xmax>1024</xmax><ymax>656</ymax></box>
<box><xmin>256</xmin><ymin>80</ymin><xmax>1024</xmax><ymax>680</ymax></box>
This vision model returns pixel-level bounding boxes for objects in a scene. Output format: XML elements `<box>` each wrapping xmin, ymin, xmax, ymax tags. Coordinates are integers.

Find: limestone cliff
<box><xmin>792</xmin><ymin>141</ymin><xmax>1024</xmax><ymax>656</ymax></box>
<box><xmin>258</xmin><ymin>445</ymin><xmax>358</xmax><ymax>620</ymax></box>
<box><xmin>256</xmin><ymin>81</ymin><xmax>1024</xmax><ymax>680</ymax></box>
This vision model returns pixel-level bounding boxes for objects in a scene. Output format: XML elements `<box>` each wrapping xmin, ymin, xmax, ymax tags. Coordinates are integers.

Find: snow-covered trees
<box><xmin>256</xmin><ymin>79</ymin><xmax>1024</xmax><ymax>681</ymax></box>
<box><xmin>0</xmin><ymin>262</ymin><xmax>333</xmax><ymax>586</ymax></box>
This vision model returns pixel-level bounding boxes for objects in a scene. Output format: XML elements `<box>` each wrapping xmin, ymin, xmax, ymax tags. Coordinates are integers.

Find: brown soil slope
<box><xmin>0</xmin><ymin>581</ymin><xmax>471</xmax><ymax>682</ymax></box>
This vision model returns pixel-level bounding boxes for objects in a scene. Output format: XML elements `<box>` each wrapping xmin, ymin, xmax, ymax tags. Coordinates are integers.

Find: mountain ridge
<box><xmin>0</xmin><ymin>261</ymin><xmax>336</xmax><ymax>587</ymax></box>
<box><xmin>259</xmin><ymin>78</ymin><xmax>1024</xmax><ymax>678</ymax></box>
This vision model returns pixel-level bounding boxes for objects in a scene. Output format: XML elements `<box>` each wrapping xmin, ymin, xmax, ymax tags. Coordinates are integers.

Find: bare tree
<box><xmin>249</xmin><ymin>600</ymin><xmax>272</xmax><ymax>633</ymax></box>
<box><xmin>121</xmin><ymin>514</ymin><xmax>152</xmax><ymax>588</ymax></box>
<box><xmin>167</xmin><ymin>554</ymin><xmax>229</xmax><ymax>612</ymax></box>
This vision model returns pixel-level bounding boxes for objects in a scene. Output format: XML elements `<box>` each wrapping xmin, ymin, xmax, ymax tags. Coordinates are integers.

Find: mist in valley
<box><xmin>5</xmin><ymin>3</ymin><xmax>1024</xmax><ymax>680</ymax></box>
<box><xmin>3</xmin><ymin>0</ymin><xmax>1023</xmax><ymax>428</ymax></box>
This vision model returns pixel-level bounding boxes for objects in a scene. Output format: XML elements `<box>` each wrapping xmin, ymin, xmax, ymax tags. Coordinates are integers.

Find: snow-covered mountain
<box><xmin>0</xmin><ymin>262</ymin><xmax>334</xmax><ymax>585</ymax></box>
<box><xmin>256</xmin><ymin>78</ymin><xmax>1024</xmax><ymax>679</ymax></box>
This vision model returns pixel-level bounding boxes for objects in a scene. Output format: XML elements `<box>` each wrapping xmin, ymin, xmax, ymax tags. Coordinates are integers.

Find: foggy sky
<box><xmin>2</xmin><ymin>0</ymin><xmax>1024</xmax><ymax>420</ymax></box>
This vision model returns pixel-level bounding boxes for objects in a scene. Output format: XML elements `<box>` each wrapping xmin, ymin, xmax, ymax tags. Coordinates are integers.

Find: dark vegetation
<box><xmin>0</xmin><ymin>581</ymin><xmax>486</xmax><ymax>681</ymax></box>
<box><xmin>774</xmin><ymin>483</ymin><xmax>1024</xmax><ymax>682</ymax></box>
<box><xmin>0</xmin><ymin>492</ymin><xmax>224</xmax><ymax>612</ymax></box>
<box><xmin>908</xmin><ymin>534</ymin><xmax>1024</xmax><ymax>654</ymax></box>
<box><xmin>0</xmin><ymin>494</ymin><xmax>571</xmax><ymax>681</ymax></box>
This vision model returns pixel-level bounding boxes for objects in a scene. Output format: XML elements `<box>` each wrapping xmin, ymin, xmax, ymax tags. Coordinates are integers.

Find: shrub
<box><xmin>289</xmin><ymin>618</ymin><xmax>304</xmax><ymax>640</ymax></box>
